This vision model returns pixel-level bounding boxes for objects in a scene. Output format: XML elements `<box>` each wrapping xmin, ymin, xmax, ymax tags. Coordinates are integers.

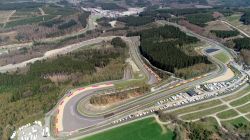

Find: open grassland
<box><xmin>213</xmin><ymin>52</ymin><xmax>230</xmax><ymax>64</ymax></box>
<box><xmin>216</xmin><ymin>109</ymin><xmax>239</xmax><ymax>119</ymax></box>
<box><xmin>222</xmin><ymin>86</ymin><xmax>250</xmax><ymax>101</ymax></box>
<box><xmin>42</xmin><ymin>5</ymin><xmax>76</xmax><ymax>16</ymax></box>
<box><xmin>81</xmin><ymin>118</ymin><xmax>175</xmax><ymax>140</ymax></box>
<box><xmin>222</xmin><ymin>116</ymin><xmax>249</xmax><ymax>127</ymax></box>
<box><xmin>5</xmin><ymin>4</ymin><xmax>78</xmax><ymax>28</ymax></box>
<box><xmin>206</xmin><ymin>20</ymin><xmax>232</xmax><ymax>31</ymax></box>
<box><xmin>230</xmin><ymin>93</ymin><xmax>250</xmax><ymax>107</ymax></box>
<box><xmin>226</xmin><ymin>14</ymin><xmax>250</xmax><ymax>37</ymax></box>
<box><xmin>169</xmin><ymin>99</ymin><xmax>222</xmax><ymax>116</ymax></box>
<box><xmin>0</xmin><ymin>10</ymin><xmax>14</xmax><ymax>23</ymax></box>
<box><xmin>115</xmin><ymin>78</ymin><xmax>146</xmax><ymax>89</ymax></box>
<box><xmin>236</xmin><ymin>103</ymin><xmax>250</xmax><ymax>114</ymax></box>
<box><xmin>246</xmin><ymin>114</ymin><xmax>250</xmax><ymax>119</ymax></box>
<box><xmin>6</xmin><ymin>15</ymin><xmax>55</xmax><ymax>28</ymax></box>
<box><xmin>9</xmin><ymin>8</ymin><xmax>39</xmax><ymax>21</ymax></box>
<box><xmin>194</xmin><ymin>117</ymin><xmax>219</xmax><ymax>132</ymax></box>
<box><xmin>180</xmin><ymin>105</ymin><xmax>228</xmax><ymax>120</ymax></box>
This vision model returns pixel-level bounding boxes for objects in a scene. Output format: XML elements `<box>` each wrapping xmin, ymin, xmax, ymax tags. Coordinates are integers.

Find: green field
<box><xmin>194</xmin><ymin>117</ymin><xmax>219</xmax><ymax>132</ymax></box>
<box><xmin>216</xmin><ymin>109</ymin><xmax>239</xmax><ymax>119</ymax></box>
<box><xmin>4</xmin><ymin>4</ymin><xmax>78</xmax><ymax>28</ymax></box>
<box><xmin>230</xmin><ymin>93</ymin><xmax>250</xmax><ymax>107</ymax></box>
<box><xmin>6</xmin><ymin>15</ymin><xmax>55</xmax><ymax>28</ymax></box>
<box><xmin>222</xmin><ymin>117</ymin><xmax>249</xmax><ymax>127</ymax></box>
<box><xmin>236</xmin><ymin>103</ymin><xmax>250</xmax><ymax>113</ymax></box>
<box><xmin>170</xmin><ymin>100</ymin><xmax>222</xmax><ymax>116</ymax></box>
<box><xmin>180</xmin><ymin>105</ymin><xmax>228</xmax><ymax>120</ymax></box>
<box><xmin>114</xmin><ymin>76</ymin><xmax>146</xmax><ymax>89</ymax></box>
<box><xmin>81</xmin><ymin>118</ymin><xmax>175</xmax><ymax>140</ymax></box>
<box><xmin>213</xmin><ymin>52</ymin><xmax>230</xmax><ymax>64</ymax></box>
<box><xmin>222</xmin><ymin>86</ymin><xmax>250</xmax><ymax>101</ymax></box>
<box><xmin>226</xmin><ymin>14</ymin><xmax>250</xmax><ymax>37</ymax></box>
<box><xmin>246</xmin><ymin>114</ymin><xmax>250</xmax><ymax>119</ymax></box>
<box><xmin>42</xmin><ymin>5</ymin><xmax>76</xmax><ymax>16</ymax></box>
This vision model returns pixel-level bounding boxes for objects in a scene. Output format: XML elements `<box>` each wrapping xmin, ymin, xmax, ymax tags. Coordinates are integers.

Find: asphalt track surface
<box><xmin>62</xmin><ymin>87</ymin><xmax>114</xmax><ymax>132</ymax></box>
<box><xmin>58</xmin><ymin>36</ymin><xmax>160</xmax><ymax>134</ymax></box>
<box><xmin>57</xmin><ymin>24</ymin><xmax>230</xmax><ymax>138</ymax></box>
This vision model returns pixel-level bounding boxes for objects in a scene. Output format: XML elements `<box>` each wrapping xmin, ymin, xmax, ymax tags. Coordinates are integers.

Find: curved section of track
<box><xmin>56</xmin><ymin>29</ymin><xmax>230</xmax><ymax>138</ymax></box>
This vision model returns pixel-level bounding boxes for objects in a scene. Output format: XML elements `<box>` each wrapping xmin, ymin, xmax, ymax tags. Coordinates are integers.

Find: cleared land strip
<box><xmin>2</xmin><ymin>10</ymin><xmax>16</xmax><ymax>28</ymax></box>
<box><xmin>0</xmin><ymin>10</ymin><xmax>15</xmax><ymax>23</ymax></box>
<box><xmin>221</xmin><ymin>20</ymin><xmax>250</xmax><ymax>38</ymax></box>
<box><xmin>39</xmin><ymin>8</ymin><xmax>46</xmax><ymax>16</ymax></box>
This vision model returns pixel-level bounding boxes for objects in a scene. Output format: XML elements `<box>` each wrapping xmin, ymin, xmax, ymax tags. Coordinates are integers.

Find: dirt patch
<box><xmin>44</xmin><ymin>74</ymin><xmax>70</xmax><ymax>83</ymax></box>
<box><xmin>0</xmin><ymin>10</ymin><xmax>15</xmax><ymax>23</ymax></box>
<box><xmin>126</xmin><ymin>58</ymin><xmax>140</xmax><ymax>72</ymax></box>
<box><xmin>207</xmin><ymin>67</ymin><xmax>234</xmax><ymax>83</ymax></box>
<box><xmin>178</xmin><ymin>20</ymin><xmax>205</xmax><ymax>35</ymax></box>
<box><xmin>90</xmin><ymin>91</ymin><xmax>143</xmax><ymax>106</ymax></box>
<box><xmin>206</xmin><ymin>20</ymin><xmax>232</xmax><ymax>31</ymax></box>
<box><xmin>0</xmin><ymin>31</ymin><xmax>18</xmax><ymax>45</ymax></box>
<box><xmin>213</xmin><ymin>12</ymin><xmax>223</xmax><ymax>19</ymax></box>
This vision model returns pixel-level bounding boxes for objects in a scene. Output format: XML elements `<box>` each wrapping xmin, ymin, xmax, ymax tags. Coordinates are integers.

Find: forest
<box><xmin>117</xmin><ymin>16</ymin><xmax>154</xmax><ymax>26</ymax></box>
<box><xmin>137</xmin><ymin>25</ymin><xmax>210</xmax><ymax>74</ymax></box>
<box><xmin>78</xmin><ymin>12</ymin><xmax>91</xmax><ymax>28</ymax></box>
<box><xmin>233</xmin><ymin>37</ymin><xmax>250</xmax><ymax>51</ymax></box>
<box><xmin>90</xmin><ymin>86</ymin><xmax>149</xmax><ymax>105</ymax></box>
<box><xmin>0</xmin><ymin>2</ymin><xmax>43</xmax><ymax>10</ymax></box>
<box><xmin>184</xmin><ymin>13</ymin><xmax>214</xmax><ymax>27</ymax></box>
<box><xmin>0</xmin><ymin>41</ymin><xmax>128</xmax><ymax>139</ymax></box>
<box><xmin>98</xmin><ymin>3</ymin><xmax>125</xmax><ymax>10</ymax></box>
<box><xmin>240</xmin><ymin>11</ymin><xmax>250</xmax><ymax>25</ymax></box>
<box><xmin>111</xmin><ymin>37</ymin><xmax>127</xmax><ymax>48</ymax></box>
<box><xmin>58</xmin><ymin>19</ymin><xmax>77</xmax><ymax>30</ymax></box>
<box><xmin>210</xmin><ymin>30</ymin><xmax>240</xmax><ymax>38</ymax></box>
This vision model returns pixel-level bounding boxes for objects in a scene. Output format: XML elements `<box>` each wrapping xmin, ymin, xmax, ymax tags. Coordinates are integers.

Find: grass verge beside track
<box><xmin>216</xmin><ymin>109</ymin><xmax>239</xmax><ymax>119</ymax></box>
<box><xmin>169</xmin><ymin>99</ymin><xmax>222</xmax><ymax>116</ymax></box>
<box><xmin>236</xmin><ymin>103</ymin><xmax>250</xmax><ymax>114</ymax></box>
<box><xmin>230</xmin><ymin>93</ymin><xmax>250</xmax><ymax>107</ymax></box>
<box><xmin>222</xmin><ymin>86</ymin><xmax>250</xmax><ymax>101</ymax></box>
<box><xmin>213</xmin><ymin>52</ymin><xmax>230</xmax><ymax>64</ymax></box>
<box><xmin>81</xmin><ymin>118</ymin><xmax>175</xmax><ymax>140</ymax></box>
<box><xmin>180</xmin><ymin>105</ymin><xmax>228</xmax><ymax>120</ymax></box>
